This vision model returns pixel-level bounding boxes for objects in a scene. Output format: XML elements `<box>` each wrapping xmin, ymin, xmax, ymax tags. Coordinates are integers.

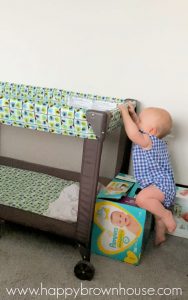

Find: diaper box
<box><xmin>91</xmin><ymin>173</ymin><xmax>152</xmax><ymax>265</ymax></box>
<box><xmin>91</xmin><ymin>199</ymin><xmax>151</xmax><ymax>265</ymax></box>
<box><xmin>97</xmin><ymin>176</ymin><xmax>135</xmax><ymax>200</ymax></box>
<box><xmin>168</xmin><ymin>185</ymin><xmax>188</xmax><ymax>239</ymax></box>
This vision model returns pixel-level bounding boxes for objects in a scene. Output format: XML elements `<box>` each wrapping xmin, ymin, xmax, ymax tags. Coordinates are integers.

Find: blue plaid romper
<box><xmin>133</xmin><ymin>133</ymin><xmax>176</xmax><ymax>208</ymax></box>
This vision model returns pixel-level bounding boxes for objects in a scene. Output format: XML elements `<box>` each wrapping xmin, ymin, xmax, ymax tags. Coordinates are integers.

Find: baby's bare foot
<box><xmin>155</xmin><ymin>218</ymin><xmax>167</xmax><ymax>246</ymax></box>
<box><xmin>155</xmin><ymin>234</ymin><xmax>166</xmax><ymax>246</ymax></box>
<box><xmin>162</xmin><ymin>210</ymin><xmax>176</xmax><ymax>233</ymax></box>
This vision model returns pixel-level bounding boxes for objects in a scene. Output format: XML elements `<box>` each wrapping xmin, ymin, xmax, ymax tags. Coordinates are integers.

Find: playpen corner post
<box><xmin>76</xmin><ymin>110</ymin><xmax>108</xmax><ymax>261</ymax></box>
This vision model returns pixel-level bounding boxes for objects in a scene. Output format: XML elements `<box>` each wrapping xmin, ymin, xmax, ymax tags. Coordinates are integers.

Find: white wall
<box><xmin>0</xmin><ymin>0</ymin><xmax>187</xmax><ymax>183</ymax></box>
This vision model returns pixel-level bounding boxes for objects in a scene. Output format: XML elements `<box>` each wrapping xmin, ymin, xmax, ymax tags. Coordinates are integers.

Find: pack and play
<box><xmin>91</xmin><ymin>174</ymin><xmax>152</xmax><ymax>265</ymax></box>
<box><xmin>0</xmin><ymin>81</ymin><xmax>137</xmax><ymax>280</ymax></box>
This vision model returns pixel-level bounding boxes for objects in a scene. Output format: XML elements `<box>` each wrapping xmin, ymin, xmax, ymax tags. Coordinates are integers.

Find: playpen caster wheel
<box><xmin>74</xmin><ymin>260</ymin><xmax>95</xmax><ymax>280</ymax></box>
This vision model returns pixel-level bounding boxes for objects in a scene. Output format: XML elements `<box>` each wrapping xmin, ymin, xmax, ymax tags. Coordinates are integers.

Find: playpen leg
<box><xmin>78</xmin><ymin>243</ymin><xmax>90</xmax><ymax>261</ymax></box>
<box><xmin>0</xmin><ymin>219</ymin><xmax>5</xmax><ymax>238</ymax></box>
<box><xmin>74</xmin><ymin>137</ymin><xmax>104</xmax><ymax>280</ymax></box>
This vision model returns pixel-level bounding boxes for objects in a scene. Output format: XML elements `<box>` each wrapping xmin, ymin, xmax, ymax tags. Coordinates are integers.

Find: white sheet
<box><xmin>45</xmin><ymin>183</ymin><xmax>79</xmax><ymax>222</ymax></box>
<box><xmin>45</xmin><ymin>182</ymin><xmax>104</xmax><ymax>222</ymax></box>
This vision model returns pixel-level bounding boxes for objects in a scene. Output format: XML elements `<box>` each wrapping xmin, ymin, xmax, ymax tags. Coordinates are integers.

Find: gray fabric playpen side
<box><xmin>0</xmin><ymin>109</ymin><xmax>132</xmax><ymax>280</ymax></box>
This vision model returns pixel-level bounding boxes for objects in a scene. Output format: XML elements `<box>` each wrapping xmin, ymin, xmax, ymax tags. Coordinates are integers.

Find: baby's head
<box><xmin>110</xmin><ymin>211</ymin><xmax>130</xmax><ymax>227</ymax></box>
<box><xmin>138</xmin><ymin>107</ymin><xmax>172</xmax><ymax>138</ymax></box>
<box><xmin>110</xmin><ymin>210</ymin><xmax>140</xmax><ymax>235</ymax></box>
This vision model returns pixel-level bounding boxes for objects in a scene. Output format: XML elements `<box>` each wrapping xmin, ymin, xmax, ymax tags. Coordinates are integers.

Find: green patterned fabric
<box><xmin>0</xmin><ymin>81</ymin><xmax>125</xmax><ymax>139</ymax></box>
<box><xmin>0</xmin><ymin>165</ymin><xmax>74</xmax><ymax>215</ymax></box>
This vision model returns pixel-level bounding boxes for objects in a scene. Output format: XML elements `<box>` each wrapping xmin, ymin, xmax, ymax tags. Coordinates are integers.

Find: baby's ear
<box><xmin>149</xmin><ymin>127</ymin><xmax>158</xmax><ymax>136</ymax></box>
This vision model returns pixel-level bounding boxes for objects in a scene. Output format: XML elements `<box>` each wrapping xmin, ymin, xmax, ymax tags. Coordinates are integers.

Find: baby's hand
<box><xmin>127</xmin><ymin>101</ymin><xmax>136</xmax><ymax>114</ymax></box>
<box><xmin>118</xmin><ymin>103</ymin><xmax>128</xmax><ymax>112</ymax></box>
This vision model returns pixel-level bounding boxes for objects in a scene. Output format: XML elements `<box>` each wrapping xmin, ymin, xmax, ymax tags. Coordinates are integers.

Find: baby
<box><xmin>118</xmin><ymin>102</ymin><xmax>176</xmax><ymax>245</ymax></box>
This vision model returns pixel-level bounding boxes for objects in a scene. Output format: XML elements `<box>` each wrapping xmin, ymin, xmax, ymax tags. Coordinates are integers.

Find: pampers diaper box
<box><xmin>91</xmin><ymin>174</ymin><xmax>152</xmax><ymax>265</ymax></box>
<box><xmin>168</xmin><ymin>185</ymin><xmax>188</xmax><ymax>239</ymax></box>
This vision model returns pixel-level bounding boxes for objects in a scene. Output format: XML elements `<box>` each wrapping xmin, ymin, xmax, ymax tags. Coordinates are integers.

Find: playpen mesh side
<box><xmin>0</xmin><ymin>81</ymin><xmax>124</xmax><ymax>139</ymax></box>
<box><xmin>0</xmin><ymin>165</ymin><xmax>74</xmax><ymax>216</ymax></box>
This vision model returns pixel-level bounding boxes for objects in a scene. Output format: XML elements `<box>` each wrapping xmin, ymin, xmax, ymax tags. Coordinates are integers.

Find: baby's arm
<box><xmin>118</xmin><ymin>104</ymin><xmax>151</xmax><ymax>148</ymax></box>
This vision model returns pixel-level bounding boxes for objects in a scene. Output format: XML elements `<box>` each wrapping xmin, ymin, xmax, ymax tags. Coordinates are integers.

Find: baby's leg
<box><xmin>135</xmin><ymin>185</ymin><xmax>176</xmax><ymax>233</ymax></box>
<box><xmin>154</xmin><ymin>215</ymin><xmax>167</xmax><ymax>246</ymax></box>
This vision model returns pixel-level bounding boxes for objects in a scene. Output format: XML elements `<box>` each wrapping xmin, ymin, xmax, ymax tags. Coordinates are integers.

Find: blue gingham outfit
<box><xmin>133</xmin><ymin>133</ymin><xmax>176</xmax><ymax>208</ymax></box>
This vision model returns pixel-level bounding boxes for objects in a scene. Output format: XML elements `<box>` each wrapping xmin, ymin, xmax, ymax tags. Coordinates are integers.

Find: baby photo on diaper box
<box><xmin>91</xmin><ymin>200</ymin><xmax>146</xmax><ymax>265</ymax></box>
<box><xmin>97</xmin><ymin>178</ymin><xmax>134</xmax><ymax>200</ymax></box>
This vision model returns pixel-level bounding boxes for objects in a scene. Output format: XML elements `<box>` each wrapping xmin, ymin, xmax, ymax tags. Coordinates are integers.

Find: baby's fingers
<box><xmin>118</xmin><ymin>103</ymin><xmax>127</xmax><ymax>111</ymax></box>
<box><xmin>127</xmin><ymin>101</ymin><xmax>136</xmax><ymax>112</ymax></box>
